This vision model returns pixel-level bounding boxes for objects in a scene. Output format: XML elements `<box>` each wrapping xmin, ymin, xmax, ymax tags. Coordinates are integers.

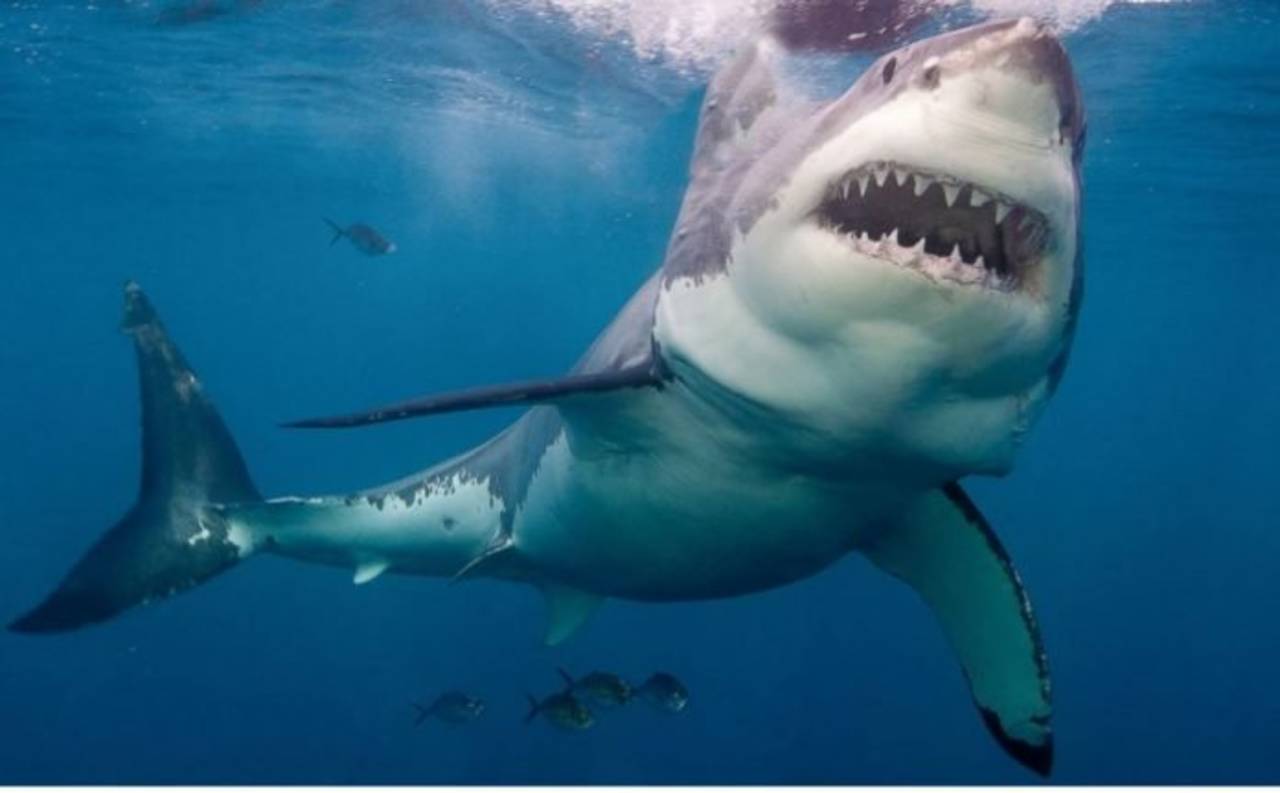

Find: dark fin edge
<box><xmin>324</xmin><ymin>218</ymin><xmax>344</xmax><ymax>245</ymax></box>
<box><xmin>861</xmin><ymin>484</ymin><xmax>1053</xmax><ymax>777</ymax></box>
<box><xmin>979</xmin><ymin>706</ymin><xmax>1054</xmax><ymax>777</ymax></box>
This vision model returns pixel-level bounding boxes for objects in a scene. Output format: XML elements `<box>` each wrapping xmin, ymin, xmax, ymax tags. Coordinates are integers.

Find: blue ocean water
<box><xmin>1</xmin><ymin>0</ymin><xmax>1277</xmax><ymax>783</ymax></box>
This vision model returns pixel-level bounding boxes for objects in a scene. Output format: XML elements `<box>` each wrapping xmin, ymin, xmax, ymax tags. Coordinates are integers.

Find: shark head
<box><xmin>656</xmin><ymin>18</ymin><xmax>1085</xmax><ymax>479</ymax></box>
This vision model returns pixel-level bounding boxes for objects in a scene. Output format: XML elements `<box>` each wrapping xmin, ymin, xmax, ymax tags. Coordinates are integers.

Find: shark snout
<box><xmin>926</xmin><ymin>18</ymin><xmax>1085</xmax><ymax>149</ymax></box>
<box><xmin>992</xmin><ymin>19</ymin><xmax>1084</xmax><ymax>147</ymax></box>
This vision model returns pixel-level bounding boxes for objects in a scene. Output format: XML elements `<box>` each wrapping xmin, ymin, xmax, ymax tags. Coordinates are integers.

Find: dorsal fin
<box><xmin>689</xmin><ymin>39</ymin><xmax>782</xmax><ymax>179</ymax></box>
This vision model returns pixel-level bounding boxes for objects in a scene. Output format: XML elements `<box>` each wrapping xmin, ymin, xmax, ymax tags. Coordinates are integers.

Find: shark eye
<box><xmin>882</xmin><ymin>57</ymin><xmax>897</xmax><ymax>84</ymax></box>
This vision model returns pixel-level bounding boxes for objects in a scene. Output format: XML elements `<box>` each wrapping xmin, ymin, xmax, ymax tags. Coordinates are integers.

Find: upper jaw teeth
<box><xmin>823</xmin><ymin>162</ymin><xmax>1049</xmax><ymax>292</ymax></box>
<box><xmin>832</xmin><ymin>165</ymin><xmax>1015</xmax><ymax>216</ymax></box>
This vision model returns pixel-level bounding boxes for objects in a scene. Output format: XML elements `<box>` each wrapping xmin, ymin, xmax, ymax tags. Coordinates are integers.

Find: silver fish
<box><xmin>325</xmin><ymin>218</ymin><xmax>397</xmax><ymax>256</ymax></box>
<box><xmin>413</xmin><ymin>691</ymin><xmax>485</xmax><ymax>726</ymax></box>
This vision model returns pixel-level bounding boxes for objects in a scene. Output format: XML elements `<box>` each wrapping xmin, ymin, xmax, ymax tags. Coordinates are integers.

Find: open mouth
<box><xmin>814</xmin><ymin>161</ymin><xmax>1049</xmax><ymax>291</ymax></box>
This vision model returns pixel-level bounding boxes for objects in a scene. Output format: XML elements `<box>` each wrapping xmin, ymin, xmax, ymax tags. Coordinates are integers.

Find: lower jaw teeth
<box><xmin>847</xmin><ymin>232</ymin><xmax>1009</xmax><ymax>288</ymax></box>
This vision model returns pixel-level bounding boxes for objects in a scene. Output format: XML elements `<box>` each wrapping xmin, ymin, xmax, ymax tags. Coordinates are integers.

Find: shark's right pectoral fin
<box><xmin>861</xmin><ymin>484</ymin><xmax>1053</xmax><ymax>777</ymax></box>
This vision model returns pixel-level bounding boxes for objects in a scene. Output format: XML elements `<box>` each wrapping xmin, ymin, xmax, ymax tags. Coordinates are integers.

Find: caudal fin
<box><xmin>9</xmin><ymin>282</ymin><xmax>261</xmax><ymax>634</ymax></box>
<box><xmin>556</xmin><ymin>667</ymin><xmax>576</xmax><ymax>689</ymax></box>
<box><xmin>324</xmin><ymin>218</ymin><xmax>345</xmax><ymax>246</ymax></box>
<box><xmin>523</xmin><ymin>694</ymin><xmax>540</xmax><ymax>725</ymax></box>
<box><xmin>412</xmin><ymin>703</ymin><xmax>431</xmax><ymax>726</ymax></box>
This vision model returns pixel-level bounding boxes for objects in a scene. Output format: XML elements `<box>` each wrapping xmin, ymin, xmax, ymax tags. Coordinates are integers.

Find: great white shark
<box><xmin>12</xmin><ymin>17</ymin><xmax>1085</xmax><ymax>777</ymax></box>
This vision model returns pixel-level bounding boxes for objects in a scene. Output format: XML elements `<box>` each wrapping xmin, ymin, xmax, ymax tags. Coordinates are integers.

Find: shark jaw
<box><xmin>654</xmin><ymin>18</ymin><xmax>1084</xmax><ymax>478</ymax></box>
<box><xmin>770</xmin><ymin>18</ymin><xmax>1079</xmax><ymax>308</ymax></box>
<box><xmin>728</xmin><ymin>16</ymin><xmax>1081</xmax><ymax>338</ymax></box>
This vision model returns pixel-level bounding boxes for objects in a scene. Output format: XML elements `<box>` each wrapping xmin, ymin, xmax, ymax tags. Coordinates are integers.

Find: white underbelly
<box><xmin>512</xmin><ymin>427</ymin><xmax>917</xmax><ymax>601</ymax></box>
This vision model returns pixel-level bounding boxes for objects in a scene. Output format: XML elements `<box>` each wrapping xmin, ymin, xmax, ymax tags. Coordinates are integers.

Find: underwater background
<box><xmin>1</xmin><ymin>0</ymin><xmax>1277</xmax><ymax>783</ymax></box>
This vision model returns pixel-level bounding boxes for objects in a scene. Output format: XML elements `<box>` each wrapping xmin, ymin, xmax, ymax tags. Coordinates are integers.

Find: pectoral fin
<box><xmin>861</xmin><ymin>484</ymin><xmax>1053</xmax><ymax>776</ymax></box>
<box><xmin>283</xmin><ymin>362</ymin><xmax>664</xmax><ymax>430</ymax></box>
<box><xmin>353</xmin><ymin>559</ymin><xmax>389</xmax><ymax>585</ymax></box>
<box><xmin>540</xmin><ymin>584</ymin><xmax>604</xmax><ymax>647</ymax></box>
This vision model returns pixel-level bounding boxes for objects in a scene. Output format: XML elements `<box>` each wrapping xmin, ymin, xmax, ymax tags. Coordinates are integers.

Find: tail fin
<box><xmin>523</xmin><ymin>694</ymin><xmax>540</xmax><ymax>724</ymax></box>
<box><xmin>9</xmin><ymin>282</ymin><xmax>261</xmax><ymax>634</ymax></box>
<box><xmin>557</xmin><ymin>667</ymin><xmax>575</xmax><ymax>689</ymax></box>
<box><xmin>324</xmin><ymin>218</ymin><xmax>344</xmax><ymax>245</ymax></box>
<box><xmin>412</xmin><ymin>703</ymin><xmax>431</xmax><ymax>726</ymax></box>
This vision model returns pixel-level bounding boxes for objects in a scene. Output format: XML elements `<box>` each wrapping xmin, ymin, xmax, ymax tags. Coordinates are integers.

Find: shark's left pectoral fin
<box><xmin>540</xmin><ymin>583</ymin><xmax>604</xmax><ymax>647</ymax></box>
<box><xmin>861</xmin><ymin>484</ymin><xmax>1053</xmax><ymax>777</ymax></box>
<box><xmin>283</xmin><ymin>361</ymin><xmax>664</xmax><ymax>430</ymax></box>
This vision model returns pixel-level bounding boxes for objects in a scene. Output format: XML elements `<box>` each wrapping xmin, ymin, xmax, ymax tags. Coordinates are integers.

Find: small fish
<box><xmin>325</xmin><ymin>218</ymin><xmax>397</xmax><ymax>256</ymax></box>
<box><xmin>557</xmin><ymin>667</ymin><xmax>632</xmax><ymax>707</ymax></box>
<box><xmin>524</xmin><ymin>690</ymin><xmax>594</xmax><ymax>731</ymax></box>
<box><xmin>412</xmin><ymin>691</ymin><xmax>485</xmax><ymax>726</ymax></box>
<box><xmin>636</xmin><ymin>672</ymin><xmax>689</xmax><ymax>713</ymax></box>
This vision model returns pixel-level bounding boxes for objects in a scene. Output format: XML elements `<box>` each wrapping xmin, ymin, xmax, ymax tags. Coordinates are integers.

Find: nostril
<box><xmin>882</xmin><ymin>57</ymin><xmax>897</xmax><ymax>84</ymax></box>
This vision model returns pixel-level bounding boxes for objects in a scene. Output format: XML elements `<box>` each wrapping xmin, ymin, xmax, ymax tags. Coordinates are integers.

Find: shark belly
<box><xmin>512</xmin><ymin>390</ymin><xmax>921</xmax><ymax>601</ymax></box>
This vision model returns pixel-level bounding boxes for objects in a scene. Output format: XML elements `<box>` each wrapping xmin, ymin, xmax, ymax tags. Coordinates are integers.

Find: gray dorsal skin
<box><xmin>13</xmin><ymin>18</ymin><xmax>1085</xmax><ymax>778</ymax></box>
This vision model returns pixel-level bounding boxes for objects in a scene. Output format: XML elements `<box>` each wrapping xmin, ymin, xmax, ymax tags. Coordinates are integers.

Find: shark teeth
<box><xmin>843</xmin><ymin>227</ymin><xmax>1009</xmax><ymax>291</ymax></box>
<box><xmin>819</xmin><ymin>159</ymin><xmax>1049</xmax><ymax>291</ymax></box>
